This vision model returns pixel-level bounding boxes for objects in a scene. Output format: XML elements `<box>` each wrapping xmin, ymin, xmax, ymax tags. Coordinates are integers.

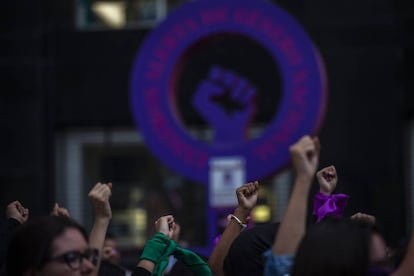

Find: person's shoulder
<box><xmin>99</xmin><ymin>261</ymin><xmax>128</xmax><ymax>276</ymax></box>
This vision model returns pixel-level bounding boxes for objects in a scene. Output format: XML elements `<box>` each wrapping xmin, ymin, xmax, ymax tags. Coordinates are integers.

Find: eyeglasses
<box><xmin>48</xmin><ymin>248</ymin><xmax>99</xmax><ymax>270</ymax></box>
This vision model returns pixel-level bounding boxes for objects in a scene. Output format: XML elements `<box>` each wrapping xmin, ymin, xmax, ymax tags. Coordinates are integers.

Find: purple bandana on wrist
<box><xmin>313</xmin><ymin>192</ymin><xmax>350</xmax><ymax>222</ymax></box>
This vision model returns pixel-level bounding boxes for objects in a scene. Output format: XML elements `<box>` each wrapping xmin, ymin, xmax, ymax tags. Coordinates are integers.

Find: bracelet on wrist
<box><xmin>227</xmin><ymin>214</ymin><xmax>247</xmax><ymax>229</ymax></box>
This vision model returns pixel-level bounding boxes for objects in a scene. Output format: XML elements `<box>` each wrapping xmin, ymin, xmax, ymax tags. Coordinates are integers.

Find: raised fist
<box><xmin>192</xmin><ymin>66</ymin><xmax>257</xmax><ymax>144</ymax></box>
<box><xmin>316</xmin><ymin>165</ymin><xmax>338</xmax><ymax>195</ymax></box>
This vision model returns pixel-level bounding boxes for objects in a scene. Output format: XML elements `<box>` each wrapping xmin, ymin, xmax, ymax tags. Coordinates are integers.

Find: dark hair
<box><xmin>224</xmin><ymin>222</ymin><xmax>280</xmax><ymax>276</ymax></box>
<box><xmin>291</xmin><ymin>218</ymin><xmax>372</xmax><ymax>276</ymax></box>
<box><xmin>6</xmin><ymin>216</ymin><xmax>87</xmax><ymax>276</ymax></box>
<box><xmin>105</xmin><ymin>232</ymin><xmax>116</xmax><ymax>240</ymax></box>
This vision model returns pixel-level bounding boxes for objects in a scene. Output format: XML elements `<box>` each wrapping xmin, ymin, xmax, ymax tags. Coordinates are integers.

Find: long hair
<box><xmin>291</xmin><ymin>218</ymin><xmax>371</xmax><ymax>276</ymax></box>
<box><xmin>6</xmin><ymin>216</ymin><xmax>87</xmax><ymax>276</ymax></box>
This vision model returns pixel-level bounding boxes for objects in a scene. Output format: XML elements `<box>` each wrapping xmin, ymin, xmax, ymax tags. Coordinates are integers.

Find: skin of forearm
<box><xmin>208</xmin><ymin>206</ymin><xmax>250</xmax><ymax>275</ymax></box>
<box><xmin>89</xmin><ymin>217</ymin><xmax>111</xmax><ymax>274</ymax></box>
<box><xmin>273</xmin><ymin>176</ymin><xmax>312</xmax><ymax>255</ymax></box>
<box><xmin>233</xmin><ymin>206</ymin><xmax>250</xmax><ymax>222</ymax></box>
<box><xmin>137</xmin><ymin>259</ymin><xmax>155</xmax><ymax>272</ymax></box>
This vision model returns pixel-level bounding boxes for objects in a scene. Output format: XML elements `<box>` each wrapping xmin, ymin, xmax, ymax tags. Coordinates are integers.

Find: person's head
<box><xmin>292</xmin><ymin>218</ymin><xmax>372</xmax><ymax>276</ymax></box>
<box><xmin>7</xmin><ymin>216</ymin><xmax>97</xmax><ymax>276</ymax></box>
<box><xmin>102</xmin><ymin>234</ymin><xmax>121</xmax><ymax>265</ymax></box>
<box><xmin>367</xmin><ymin>224</ymin><xmax>394</xmax><ymax>274</ymax></box>
<box><xmin>224</xmin><ymin>223</ymin><xmax>280</xmax><ymax>275</ymax></box>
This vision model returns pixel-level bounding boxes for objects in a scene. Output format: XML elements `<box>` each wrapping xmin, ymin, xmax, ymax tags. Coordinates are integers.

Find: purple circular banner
<box><xmin>130</xmin><ymin>0</ymin><xmax>327</xmax><ymax>184</ymax></box>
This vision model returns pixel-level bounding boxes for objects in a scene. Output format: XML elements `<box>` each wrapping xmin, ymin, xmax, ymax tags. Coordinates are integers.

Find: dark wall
<box><xmin>53</xmin><ymin>30</ymin><xmax>147</xmax><ymax>127</ymax></box>
<box><xmin>1</xmin><ymin>1</ymin><xmax>51</xmax><ymax>215</ymax></box>
<box><xmin>303</xmin><ymin>1</ymin><xmax>406</xmax><ymax>243</ymax></box>
<box><xmin>1</xmin><ymin>0</ymin><xmax>414</xmax><ymax>245</ymax></box>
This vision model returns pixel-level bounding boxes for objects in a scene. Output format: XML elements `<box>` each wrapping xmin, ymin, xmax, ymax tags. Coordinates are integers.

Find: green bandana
<box><xmin>139</xmin><ymin>233</ymin><xmax>211</xmax><ymax>276</ymax></box>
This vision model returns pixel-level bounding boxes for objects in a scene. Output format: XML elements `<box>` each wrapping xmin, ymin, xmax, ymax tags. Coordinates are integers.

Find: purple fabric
<box><xmin>313</xmin><ymin>192</ymin><xmax>350</xmax><ymax>222</ymax></box>
<box><xmin>367</xmin><ymin>266</ymin><xmax>393</xmax><ymax>276</ymax></box>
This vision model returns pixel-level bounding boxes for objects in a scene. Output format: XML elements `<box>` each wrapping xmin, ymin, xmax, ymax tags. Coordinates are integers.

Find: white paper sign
<box><xmin>209</xmin><ymin>157</ymin><xmax>245</xmax><ymax>208</ymax></box>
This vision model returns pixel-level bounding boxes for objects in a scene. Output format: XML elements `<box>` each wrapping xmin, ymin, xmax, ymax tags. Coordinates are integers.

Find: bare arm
<box><xmin>0</xmin><ymin>201</ymin><xmax>29</xmax><ymax>265</ymax></box>
<box><xmin>272</xmin><ymin>136</ymin><xmax>320</xmax><ymax>255</ymax></box>
<box><xmin>88</xmin><ymin>182</ymin><xmax>113</xmax><ymax>274</ymax></box>
<box><xmin>208</xmin><ymin>181</ymin><xmax>259</xmax><ymax>275</ymax></box>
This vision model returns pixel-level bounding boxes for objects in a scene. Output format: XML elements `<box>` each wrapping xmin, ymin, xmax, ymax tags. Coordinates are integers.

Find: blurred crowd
<box><xmin>1</xmin><ymin>135</ymin><xmax>413</xmax><ymax>276</ymax></box>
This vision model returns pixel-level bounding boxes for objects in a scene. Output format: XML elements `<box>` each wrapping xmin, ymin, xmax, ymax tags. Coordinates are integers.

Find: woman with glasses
<box><xmin>6</xmin><ymin>182</ymin><xmax>113</xmax><ymax>276</ymax></box>
<box><xmin>6</xmin><ymin>215</ymin><xmax>99</xmax><ymax>276</ymax></box>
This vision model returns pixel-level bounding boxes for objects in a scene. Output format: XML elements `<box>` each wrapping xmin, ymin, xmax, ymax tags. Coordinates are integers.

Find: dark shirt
<box><xmin>99</xmin><ymin>261</ymin><xmax>129</xmax><ymax>276</ymax></box>
<box><xmin>224</xmin><ymin>222</ymin><xmax>280</xmax><ymax>276</ymax></box>
<box><xmin>0</xmin><ymin>218</ymin><xmax>21</xmax><ymax>276</ymax></box>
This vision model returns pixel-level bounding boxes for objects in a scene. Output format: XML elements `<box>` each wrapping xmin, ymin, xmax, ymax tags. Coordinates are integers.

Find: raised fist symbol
<box><xmin>192</xmin><ymin>66</ymin><xmax>257</xmax><ymax>144</ymax></box>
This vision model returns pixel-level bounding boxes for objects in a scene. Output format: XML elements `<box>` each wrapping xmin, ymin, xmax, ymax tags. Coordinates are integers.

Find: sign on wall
<box><xmin>130</xmin><ymin>0</ymin><xmax>327</xmax><ymax>243</ymax></box>
<box><xmin>130</xmin><ymin>0</ymin><xmax>326</xmax><ymax>191</ymax></box>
